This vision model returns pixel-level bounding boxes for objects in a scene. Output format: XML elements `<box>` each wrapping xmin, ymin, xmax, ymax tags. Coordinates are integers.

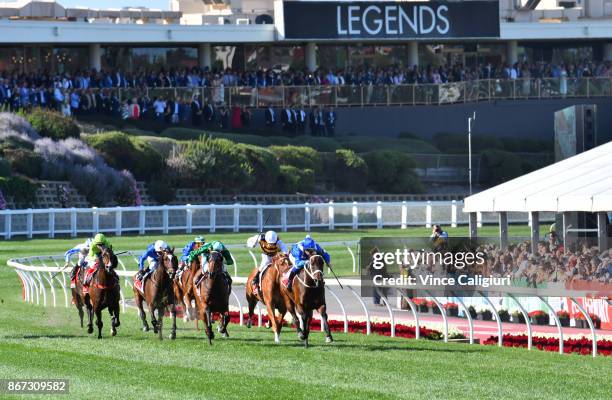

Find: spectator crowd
<box><xmin>1</xmin><ymin>59</ymin><xmax>610</xmax><ymax>134</ymax></box>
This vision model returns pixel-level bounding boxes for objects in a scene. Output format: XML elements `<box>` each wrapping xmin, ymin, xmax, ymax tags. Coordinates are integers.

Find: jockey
<box><xmin>177</xmin><ymin>236</ymin><xmax>206</xmax><ymax>277</ymax></box>
<box><xmin>82</xmin><ymin>233</ymin><xmax>113</xmax><ymax>294</ymax></box>
<box><xmin>136</xmin><ymin>240</ymin><xmax>170</xmax><ymax>282</ymax></box>
<box><xmin>65</xmin><ymin>238</ymin><xmax>92</xmax><ymax>288</ymax></box>
<box><xmin>187</xmin><ymin>240</ymin><xmax>234</xmax><ymax>288</ymax></box>
<box><xmin>284</xmin><ymin>235</ymin><xmax>331</xmax><ymax>291</ymax></box>
<box><xmin>247</xmin><ymin>230</ymin><xmax>287</xmax><ymax>296</ymax></box>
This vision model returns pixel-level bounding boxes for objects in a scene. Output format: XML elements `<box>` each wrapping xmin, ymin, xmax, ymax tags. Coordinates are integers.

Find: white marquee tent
<box><xmin>464</xmin><ymin>140</ymin><xmax>612</xmax><ymax>214</ymax></box>
<box><xmin>463</xmin><ymin>140</ymin><xmax>611</xmax><ymax>251</ymax></box>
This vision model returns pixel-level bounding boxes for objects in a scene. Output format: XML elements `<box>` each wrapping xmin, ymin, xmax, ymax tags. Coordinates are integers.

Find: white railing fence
<box><xmin>7</xmin><ymin>251</ymin><xmax>600</xmax><ymax>357</ymax></box>
<box><xmin>0</xmin><ymin>200</ymin><xmax>551</xmax><ymax>239</ymax></box>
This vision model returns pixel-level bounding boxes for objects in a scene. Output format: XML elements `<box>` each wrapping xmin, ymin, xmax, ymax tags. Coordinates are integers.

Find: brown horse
<box><xmin>71</xmin><ymin>247</ymin><xmax>120</xmax><ymax>339</ymax></box>
<box><xmin>283</xmin><ymin>255</ymin><xmax>332</xmax><ymax>347</ymax></box>
<box><xmin>173</xmin><ymin>258</ymin><xmax>199</xmax><ymax>324</ymax></box>
<box><xmin>246</xmin><ymin>253</ymin><xmax>294</xmax><ymax>343</ymax></box>
<box><xmin>193</xmin><ymin>251</ymin><xmax>230</xmax><ymax>345</ymax></box>
<box><xmin>134</xmin><ymin>248</ymin><xmax>178</xmax><ymax>340</ymax></box>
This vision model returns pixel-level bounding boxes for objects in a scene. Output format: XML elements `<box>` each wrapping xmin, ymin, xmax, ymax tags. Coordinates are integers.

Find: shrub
<box><xmin>0</xmin><ymin>157</ymin><xmax>11</xmax><ymax>177</ymax></box>
<box><xmin>338</xmin><ymin>136</ymin><xmax>439</xmax><ymax>154</ymax></box>
<box><xmin>147</xmin><ymin>179</ymin><xmax>176</xmax><ymax>205</ymax></box>
<box><xmin>362</xmin><ymin>151</ymin><xmax>424</xmax><ymax>193</ymax></box>
<box><xmin>237</xmin><ymin>144</ymin><xmax>280</xmax><ymax>192</ymax></box>
<box><xmin>23</xmin><ymin>108</ymin><xmax>80</xmax><ymax>140</ymax></box>
<box><xmin>269</xmin><ymin>145</ymin><xmax>322</xmax><ymax>174</ymax></box>
<box><xmin>292</xmin><ymin>135</ymin><xmax>341</xmax><ymax>152</ymax></box>
<box><xmin>84</xmin><ymin>131</ymin><xmax>163</xmax><ymax>180</ymax></box>
<box><xmin>166</xmin><ymin>136</ymin><xmax>252</xmax><ymax>193</ymax></box>
<box><xmin>480</xmin><ymin>149</ymin><xmax>523</xmax><ymax>186</ymax></box>
<box><xmin>0</xmin><ymin>176</ymin><xmax>39</xmax><ymax>207</ymax></box>
<box><xmin>2</xmin><ymin>148</ymin><xmax>43</xmax><ymax>179</ymax></box>
<box><xmin>277</xmin><ymin>165</ymin><xmax>315</xmax><ymax>193</ymax></box>
<box><xmin>333</xmin><ymin>149</ymin><xmax>368</xmax><ymax>192</ymax></box>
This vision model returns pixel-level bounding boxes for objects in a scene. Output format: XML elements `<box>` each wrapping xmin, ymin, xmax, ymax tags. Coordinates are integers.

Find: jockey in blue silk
<box><xmin>136</xmin><ymin>240</ymin><xmax>170</xmax><ymax>281</ymax></box>
<box><xmin>177</xmin><ymin>236</ymin><xmax>206</xmax><ymax>278</ymax></box>
<box><xmin>283</xmin><ymin>235</ymin><xmax>331</xmax><ymax>291</ymax></box>
<box><xmin>65</xmin><ymin>238</ymin><xmax>92</xmax><ymax>288</ymax></box>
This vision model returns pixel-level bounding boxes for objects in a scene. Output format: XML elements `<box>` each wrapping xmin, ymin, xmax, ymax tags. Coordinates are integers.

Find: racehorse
<box><xmin>283</xmin><ymin>254</ymin><xmax>333</xmax><ymax>347</ymax></box>
<box><xmin>193</xmin><ymin>251</ymin><xmax>230</xmax><ymax>345</ymax></box>
<box><xmin>71</xmin><ymin>247</ymin><xmax>121</xmax><ymax>339</ymax></box>
<box><xmin>246</xmin><ymin>253</ymin><xmax>294</xmax><ymax>343</ymax></box>
<box><xmin>134</xmin><ymin>248</ymin><xmax>178</xmax><ymax>340</ymax></box>
<box><xmin>173</xmin><ymin>257</ymin><xmax>199</xmax><ymax>324</ymax></box>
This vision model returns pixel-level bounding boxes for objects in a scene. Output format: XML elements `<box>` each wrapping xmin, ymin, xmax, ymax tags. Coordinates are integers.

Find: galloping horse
<box><xmin>193</xmin><ymin>251</ymin><xmax>230</xmax><ymax>345</ymax></box>
<box><xmin>71</xmin><ymin>247</ymin><xmax>121</xmax><ymax>339</ymax></box>
<box><xmin>246</xmin><ymin>253</ymin><xmax>294</xmax><ymax>343</ymax></box>
<box><xmin>283</xmin><ymin>254</ymin><xmax>332</xmax><ymax>347</ymax></box>
<box><xmin>134</xmin><ymin>248</ymin><xmax>178</xmax><ymax>340</ymax></box>
<box><xmin>173</xmin><ymin>257</ymin><xmax>199</xmax><ymax>323</ymax></box>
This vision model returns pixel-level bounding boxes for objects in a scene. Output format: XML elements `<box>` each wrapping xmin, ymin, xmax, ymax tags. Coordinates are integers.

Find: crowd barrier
<box><xmin>7</xmin><ymin>249</ymin><xmax>605</xmax><ymax>357</ymax></box>
<box><xmin>0</xmin><ymin>201</ymin><xmax>556</xmax><ymax>239</ymax></box>
<box><xmin>111</xmin><ymin>77</ymin><xmax>612</xmax><ymax>108</ymax></box>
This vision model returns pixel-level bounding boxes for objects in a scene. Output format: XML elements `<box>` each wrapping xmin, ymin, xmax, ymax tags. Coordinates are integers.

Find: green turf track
<box><xmin>1</xmin><ymin>227</ymin><xmax>611</xmax><ymax>400</ymax></box>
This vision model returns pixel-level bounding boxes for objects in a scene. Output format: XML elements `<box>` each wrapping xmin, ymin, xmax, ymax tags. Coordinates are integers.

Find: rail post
<box><xmin>352</xmin><ymin>202</ymin><xmax>358</xmax><ymax>229</ymax></box>
<box><xmin>401</xmin><ymin>201</ymin><xmax>407</xmax><ymax>229</ymax></box>
<box><xmin>451</xmin><ymin>200</ymin><xmax>457</xmax><ymax>228</ymax></box>
<box><xmin>328</xmin><ymin>201</ymin><xmax>335</xmax><ymax>230</ymax></box>
<box><xmin>376</xmin><ymin>201</ymin><xmax>383</xmax><ymax>229</ymax></box>
<box><xmin>115</xmin><ymin>206</ymin><xmax>122</xmax><ymax>236</ymax></box>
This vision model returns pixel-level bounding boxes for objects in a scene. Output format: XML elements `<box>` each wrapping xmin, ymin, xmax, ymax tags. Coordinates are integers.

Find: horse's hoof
<box><xmin>87</xmin><ymin>326</ymin><xmax>93</xmax><ymax>334</ymax></box>
<box><xmin>183</xmin><ymin>316</ymin><xmax>189</xmax><ymax>323</ymax></box>
<box><xmin>153</xmin><ymin>328</ymin><xmax>158</xmax><ymax>334</ymax></box>
<box><xmin>169</xmin><ymin>332</ymin><xmax>176</xmax><ymax>340</ymax></box>
<box><xmin>298</xmin><ymin>332</ymin><xmax>305</xmax><ymax>341</ymax></box>
<box><xmin>304</xmin><ymin>340</ymin><xmax>309</xmax><ymax>348</ymax></box>
<box><xmin>111</xmin><ymin>329</ymin><xmax>117</xmax><ymax>337</ymax></box>
<box><xmin>246</xmin><ymin>321</ymin><xmax>252</xmax><ymax>329</ymax></box>
<box><xmin>326</xmin><ymin>336</ymin><xmax>333</xmax><ymax>343</ymax></box>
<box><xmin>222</xmin><ymin>332</ymin><xmax>229</xmax><ymax>338</ymax></box>
<box><xmin>208</xmin><ymin>339</ymin><xmax>213</xmax><ymax>346</ymax></box>
<box><xmin>142</xmin><ymin>326</ymin><xmax>149</xmax><ymax>332</ymax></box>
<box><xmin>210</xmin><ymin>332</ymin><xmax>215</xmax><ymax>340</ymax></box>
<box><xmin>115</xmin><ymin>320</ymin><xmax>120</xmax><ymax>328</ymax></box>
<box><xmin>217</xmin><ymin>325</ymin><xmax>222</xmax><ymax>333</ymax></box>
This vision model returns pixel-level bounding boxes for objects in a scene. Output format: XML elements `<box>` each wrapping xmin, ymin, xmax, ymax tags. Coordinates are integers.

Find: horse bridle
<box><xmin>294</xmin><ymin>254</ymin><xmax>324</xmax><ymax>289</ymax></box>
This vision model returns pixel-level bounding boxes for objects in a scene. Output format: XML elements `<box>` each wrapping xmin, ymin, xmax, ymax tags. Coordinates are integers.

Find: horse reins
<box><xmin>293</xmin><ymin>255</ymin><xmax>324</xmax><ymax>289</ymax></box>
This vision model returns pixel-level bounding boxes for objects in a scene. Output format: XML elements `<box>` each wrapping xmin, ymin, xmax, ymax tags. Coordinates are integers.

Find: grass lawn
<box><xmin>1</xmin><ymin>227</ymin><xmax>611</xmax><ymax>399</ymax></box>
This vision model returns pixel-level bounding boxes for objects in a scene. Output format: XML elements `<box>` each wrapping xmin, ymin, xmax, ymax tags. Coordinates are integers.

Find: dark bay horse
<box><xmin>134</xmin><ymin>248</ymin><xmax>178</xmax><ymax>340</ymax></box>
<box><xmin>283</xmin><ymin>254</ymin><xmax>332</xmax><ymax>347</ymax></box>
<box><xmin>246</xmin><ymin>253</ymin><xmax>294</xmax><ymax>343</ymax></box>
<box><xmin>173</xmin><ymin>257</ymin><xmax>198</xmax><ymax>323</ymax></box>
<box><xmin>193</xmin><ymin>251</ymin><xmax>230</xmax><ymax>345</ymax></box>
<box><xmin>72</xmin><ymin>247</ymin><xmax>121</xmax><ymax>339</ymax></box>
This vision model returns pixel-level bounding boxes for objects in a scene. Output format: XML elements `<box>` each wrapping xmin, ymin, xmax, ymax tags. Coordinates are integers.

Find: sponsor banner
<box><xmin>282</xmin><ymin>1</ymin><xmax>500</xmax><ymax>40</ymax></box>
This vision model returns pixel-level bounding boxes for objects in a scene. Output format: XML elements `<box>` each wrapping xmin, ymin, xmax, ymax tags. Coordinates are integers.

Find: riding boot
<box><xmin>70</xmin><ymin>265</ymin><xmax>79</xmax><ymax>281</ymax></box>
<box><xmin>224</xmin><ymin>272</ymin><xmax>233</xmax><ymax>294</ymax></box>
<box><xmin>252</xmin><ymin>272</ymin><xmax>260</xmax><ymax>295</ymax></box>
<box><xmin>283</xmin><ymin>270</ymin><xmax>297</xmax><ymax>291</ymax></box>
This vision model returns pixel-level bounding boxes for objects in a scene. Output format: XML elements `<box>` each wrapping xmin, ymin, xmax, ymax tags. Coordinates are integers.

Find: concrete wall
<box><xmin>252</xmin><ymin>98</ymin><xmax>612</xmax><ymax>142</ymax></box>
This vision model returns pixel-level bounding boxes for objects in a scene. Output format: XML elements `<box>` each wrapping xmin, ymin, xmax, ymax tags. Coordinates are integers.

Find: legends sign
<box><xmin>281</xmin><ymin>1</ymin><xmax>500</xmax><ymax>40</ymax></box>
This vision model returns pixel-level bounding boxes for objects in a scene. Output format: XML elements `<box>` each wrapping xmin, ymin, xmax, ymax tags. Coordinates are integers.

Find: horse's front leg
<box><xmin>169</xmin><ymin>304</ymin><xmax>177</xmax><ymax>340</ymax></box>
<box><xmin>135</xmin><ymin>294</ymin><xmax>149</xmax><ymax>332</ymax></box>
<box><xmin>155</xmin><ymin>307</ymin><xmax>164</xmax><ymax>341</ymax></box>
<box><xmin>148</xmin><ymin>302</ymin><xmax>158</xmax><ymax>334</ymax></box>
<box><xmin>301</xmin><ymin>310</ymin><xmax>312</xmax><ymax>348</ymax></box>
<box><xmin>95</xmin><ymin>308</ymin><xmax>103</xmax><ymax>339</ymax></box>
<box><xmin>319</xmin><ymin>304</ymin><xmax>333</xmax><ymax>343</ymax></box>
<box><xmin>201</xmin><ymin>305</ymin><xmax>213</xmax><ymax>345</ymax></box>
<box><xmin>85</xmin><ymin>297</ymin><xmax>94</xmax><ymax>335</ymax></box>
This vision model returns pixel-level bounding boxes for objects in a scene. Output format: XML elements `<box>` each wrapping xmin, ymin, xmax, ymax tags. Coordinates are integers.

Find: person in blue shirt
<box><xmin>284</xmin><ymin>235</ymin><xmax>331</xmax><ymax>291</ymax></box>
<box><xmin>177</xmin><ymin>236</ymin><xmax>206</xmax><ymax>276</ymax></box>
<box><xmin>136</xmin><ymin>240</ymin><xmax>170</xmax><ymax>282</ymax></box>
<box><xmin>64</xmin><ymin>238</ymin><xmax>92</xmax><ymax>288</ymax></box>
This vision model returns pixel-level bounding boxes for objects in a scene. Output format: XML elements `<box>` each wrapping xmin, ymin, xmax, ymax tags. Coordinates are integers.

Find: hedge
<box><xmin>269</xmin><ymin>145</ymin><xmax>323</xmax><ymax>175</ymax></box>
<box><xmin>0</xmin><ymin>157</ymin><xmax>11</xmax><ymax>177</ymax></box>
<box><xmin>0</xmin><ymin>176</ymin><xmax>39</xmax><ymax>207</ymax></box>
<box><xmin>334</xmin><ymin>149</ymin><xmax>368</xmax><ymax>192</ymax></box>
<box><xmin>2</xmin><ymin>148</ymin><xmax>43</xmax><ymax>179</ymax></box>
<box><xmin>338</xmin><ymin>136</ymin><xmax>440</xmax><ymax>154</ymax></box>
<box><xmin>362</xmin><ymin>151</ymin><xmax>423</xmax><ymax>193</ymax></box>
<box><xmin>277</xmin><ymin>165</ymin><xmax>315</xmax><ymax>193</ymax></box>
<box><xmin>237</xmin><ymin>144</ymin><xmax>280</xmax><ymax>192</ymax></box>
<box><xmin>84</xmin><ymin>131</ymin><xmax>163</xmax><ymax>181</ymax></box>
<box><xmin>23</xmin><ymin>108</ymin><xmax>80</xmax><ymax>140</ymax></box>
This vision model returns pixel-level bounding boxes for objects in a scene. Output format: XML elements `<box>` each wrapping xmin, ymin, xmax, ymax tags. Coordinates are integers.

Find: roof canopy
<box><xmin>463</xmin><ymin>141</ymin><xmax>612</xmax><ymax>213</ymax></box>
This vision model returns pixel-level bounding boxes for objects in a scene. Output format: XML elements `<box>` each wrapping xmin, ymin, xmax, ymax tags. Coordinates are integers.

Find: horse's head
<box><xmin>160</xmin><ymin>247</ymin><xmax>178</xmax><ymax>277</ymax></box>
<box><xmin>100</xmin><ymin>246</ymin><xmax>118</xmax><ymax>272</ymax></box>
<box><xmin>307</xmin><ymin>254</ymin><xmax>325</xmax><ymax>288</ymax></box>
<box><xmin>206</xmin><ymin>251</ymin><xmax>224</xmax><ymax>278</ymax></box>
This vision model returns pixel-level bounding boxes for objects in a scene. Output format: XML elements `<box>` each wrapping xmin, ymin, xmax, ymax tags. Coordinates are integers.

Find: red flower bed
<box><xmin>574</xmin><ymin>313</ymin><xmax>600</xmax><ymax>321</ymax></box>
<box><xmin>528</xmin><ymin>310</ymin><xmax>547</xmax><ymax>318</ymax></box>
<box><xmin>412</xmin><ymin>298</ymin><xmax>427</xmax><ymax>306</ymax></box>
<box><xmin>483</xmin><ymin>334</ymin><xmax>612</xmax><ymax>356</ymax></box>
<box><xmin>227</xmin><ymin>311</ymin><xmax>444</xmax><ymax>340</ymax></box>
<box><xmin>556</xmin><ymin>310</ymin><xmax>570</xmax><ymax>318</ymax></box>
<box><xmin>443</xmin><ymin>302</ymin><xmax>458</xmax><ymax>310</ymax></box>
